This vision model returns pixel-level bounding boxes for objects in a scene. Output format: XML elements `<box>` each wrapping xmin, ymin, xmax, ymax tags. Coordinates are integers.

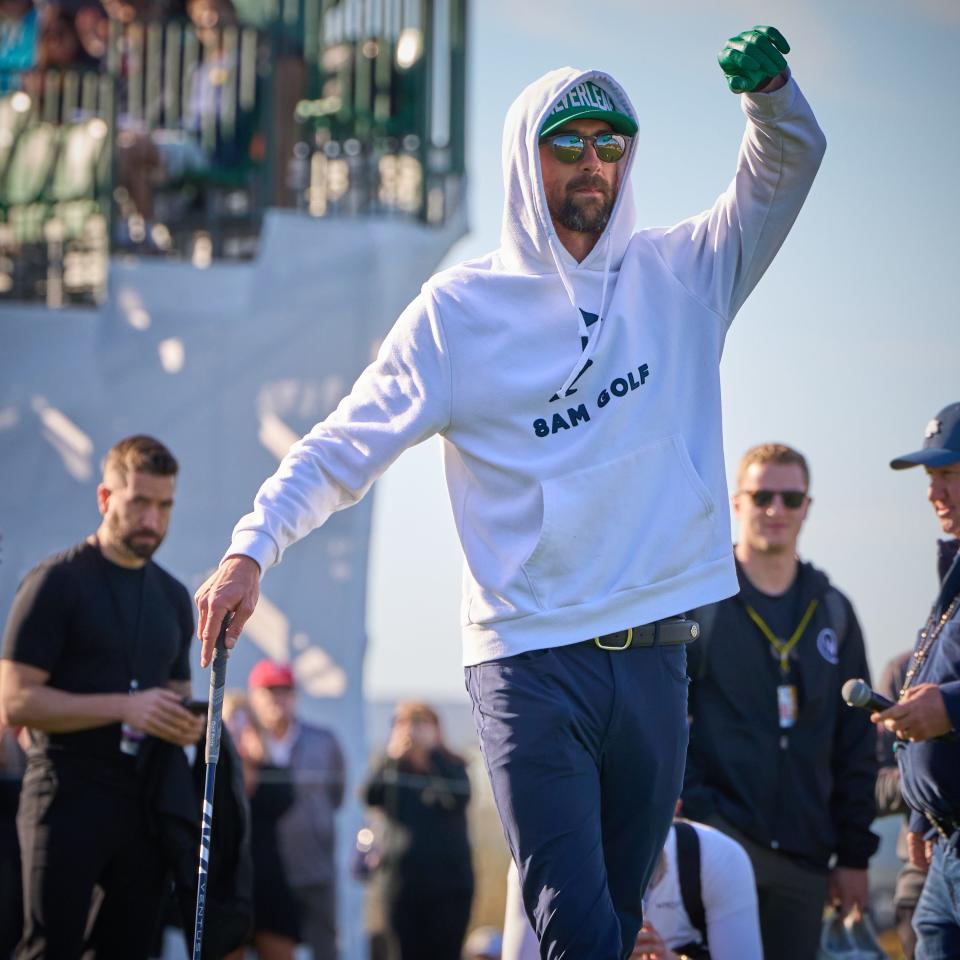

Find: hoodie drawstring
<box><xmin>551</xmin><ymin>230</ymin><xmax>615</xmax><ymax>400</ymax></box>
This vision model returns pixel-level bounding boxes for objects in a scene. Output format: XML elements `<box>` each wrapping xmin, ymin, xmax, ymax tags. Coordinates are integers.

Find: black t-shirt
<box><xmin>1</xmin><ymin>541</ymin><xmax>194</xmax><ymax>762</ymax></box>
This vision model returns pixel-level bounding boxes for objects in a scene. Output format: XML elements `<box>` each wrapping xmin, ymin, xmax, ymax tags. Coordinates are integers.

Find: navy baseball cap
<box><xmin>890</xmin><ymin>402</ymin><xmax>960</xmax><ymax>470</ymax></box>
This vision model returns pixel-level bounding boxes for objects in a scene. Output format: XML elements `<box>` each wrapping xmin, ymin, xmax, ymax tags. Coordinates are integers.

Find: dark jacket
<box><xmin>682</xmin><ymin>558</ymin><xmax>879</xmax><ymax>871</ymax></box>
<box><xmin>141</xmin><ymin>725</ymin><xmax>253</xmax><ymax>958</ymax></box>
<box><xmin>364</xmin><ymin>749</ymin><xmax>474</xmax><ymax>900</ymax></box>
<box><xmin>899</xmin><ymin>539</ymin><xmax>960</xmax><ymax>837</ymax></box>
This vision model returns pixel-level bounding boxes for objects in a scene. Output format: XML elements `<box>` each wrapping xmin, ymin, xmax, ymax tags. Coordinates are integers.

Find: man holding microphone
<box><xmin>877</xmin><ymin>403</ymin><xmax>960</xmax><ymax>956</ymax></box>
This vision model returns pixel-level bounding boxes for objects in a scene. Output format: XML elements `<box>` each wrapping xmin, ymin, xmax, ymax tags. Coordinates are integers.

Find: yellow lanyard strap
<box><xmin>745</xmin><ymin>598</ymin><xmax>819</xmax><ymax>677</ymax></box>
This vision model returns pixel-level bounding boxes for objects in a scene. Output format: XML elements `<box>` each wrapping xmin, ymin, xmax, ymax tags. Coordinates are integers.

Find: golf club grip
<box><xmin>204</xmin><ymin>612</ymin><xmax>232</xmax><ymax>765</ymax></box>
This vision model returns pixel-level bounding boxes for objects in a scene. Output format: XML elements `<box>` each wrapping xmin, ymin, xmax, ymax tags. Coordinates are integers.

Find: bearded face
<box><xmin>99</xmin><ymin>471</ymin><xmax>175</xmax><ymax>563</ymax></box>
<box><xmin>554</xmin><ymin>173</ymin><xmax>615</xmax><ymax>234</ymax></box>
<box><xmin>539</xmin><ymin>119</ymin><xmax>621</xmax><ymax>242</ymax></box>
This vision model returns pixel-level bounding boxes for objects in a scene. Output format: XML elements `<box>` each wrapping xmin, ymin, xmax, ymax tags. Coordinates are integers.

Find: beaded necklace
<box><xmin>900</xmin><ymin>593</ymin><xmax>960</xmax><ymax>696</ymax></box>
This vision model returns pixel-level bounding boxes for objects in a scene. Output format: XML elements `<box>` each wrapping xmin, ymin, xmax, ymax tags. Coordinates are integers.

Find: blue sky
<box><xmin>364</xmin><ymin>0</ymin><xmax>960</xmax><ymax>700</ymax></box>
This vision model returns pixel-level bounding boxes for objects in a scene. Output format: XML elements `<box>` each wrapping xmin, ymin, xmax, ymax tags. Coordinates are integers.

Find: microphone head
<box><xmin>842</xmin><ymin>678</ymin><xmax>871</xmax><ymax>708</ymax></box>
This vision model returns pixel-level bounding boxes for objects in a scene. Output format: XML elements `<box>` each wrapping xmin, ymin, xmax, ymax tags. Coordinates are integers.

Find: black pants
<box><xmin>0</xmin><ymin>844</ymin><xmax>22</xmax><ymax>959</ymax></box>
<box><xmin>292</xmin><ymin>883</ymin><xmax>337</xmax><ymax>960</ymax></box>
<box><xmin>384</xmin><ymin>888</ymin><xmax>472</xmax><ymax>960</ymax></box>
<box><xmin>16</xmin><ymin>760</ymin><xmax>167</xmax><ymax>960</ymax></box>
<box><xmin>707</xmin><ymin>814</ymin><xmax>827</xmax><ymax>960</ymax></box>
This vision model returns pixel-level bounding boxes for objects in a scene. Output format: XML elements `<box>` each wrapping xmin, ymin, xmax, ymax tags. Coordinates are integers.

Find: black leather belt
<box><xmin>930</xmin><ymin>814</ymin><xmax>960</xmax><ymax>844</ymax></box>
<box><xmin>590</xmin><ymin>617</ymin><xmax>700</xmax><ymax>651</ymax></box>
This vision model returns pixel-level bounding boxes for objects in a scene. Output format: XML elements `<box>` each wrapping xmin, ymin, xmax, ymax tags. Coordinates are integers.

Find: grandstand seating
<box><xmin>0</xmin><ymin>103</ymin><xmax>109</xmax><ymax>301</ymax></box>
<box><xmin>0</xmin><ymin>0</ymin><xmax>467</xmax><ymax>305</ymax></box>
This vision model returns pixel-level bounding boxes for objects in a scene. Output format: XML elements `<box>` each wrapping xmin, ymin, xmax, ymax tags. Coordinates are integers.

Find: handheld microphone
<box><xmin>842</xmin><ymin>678</ymin><xmax>894</xmax><ymax>713</ymax></box>
<box><xmin>843</xmin><ymin>678</ymin><xmax>957</xmax><ymax>743</ymax></box>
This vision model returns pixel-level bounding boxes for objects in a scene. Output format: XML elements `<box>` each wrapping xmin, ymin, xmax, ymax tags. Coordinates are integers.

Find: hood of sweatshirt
<box><xmin>499</xmin><ymin>68</ymin><xmax>640</xmax><ymax>397</ymax></box>
<box><xmin>500</xmin><ymin>66</ymin><xmax>638</xmax><ymax>275</ymax></box>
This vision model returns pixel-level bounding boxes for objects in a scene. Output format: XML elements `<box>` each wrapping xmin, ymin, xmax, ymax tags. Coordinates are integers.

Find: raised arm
<box><xmin>648</xmin><ymin>25</ymin><xmax>826</xmax><ymax>327</ymax></box>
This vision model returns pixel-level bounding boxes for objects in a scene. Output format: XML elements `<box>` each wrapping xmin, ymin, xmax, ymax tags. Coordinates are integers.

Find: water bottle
<box><xmin>120</xmin><ymin>679</ymin><xmax>145</xmax><ymax>756</ymax></box>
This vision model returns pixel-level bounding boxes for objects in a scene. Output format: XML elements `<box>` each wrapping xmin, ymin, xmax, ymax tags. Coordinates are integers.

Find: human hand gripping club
<box><xmin>195</xmin><ymin>555</ymin><xmax>261</xmax><ymax>667</ymax></box>
<box><xmin>718</xmin><ymin>25</ymin><xmax>790</xmax><ymax>93</ymax></box>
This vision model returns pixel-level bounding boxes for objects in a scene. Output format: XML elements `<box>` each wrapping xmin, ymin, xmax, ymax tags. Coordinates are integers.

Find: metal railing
<box><xmin>0</xmin><ymin>0</ymin><xmax>466</xmax><ymax>305</ymax></box>
<box><xmin>289</xmin><ymin>0</ymin><xmax>467</xmax><ymax>224</ymax></box>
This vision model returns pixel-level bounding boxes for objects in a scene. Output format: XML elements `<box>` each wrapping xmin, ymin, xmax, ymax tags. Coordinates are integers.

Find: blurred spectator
<box><xmin>364</xmin><ymin>701</ymin><xmax>474</xmax><ymax>960</ymax></box>
<box><xmin>73</xmin><ymin>1</ymin><xmax>108</xmax><ymax>64</ymax></box>
<box><xmin>503</xmin><ymin>819</ymin><xmax>761</xmax><ymax>960</ymax></box>
<box><xmin>875</xmin><ymin>650</ymin><xmax>926</xmax><ymax>960</ymax></box>
<box><xmin>682</xmin><ymin>443</ymin><xmax>878</xmax><ymax>960</ymax></box>
<box><xmin>174</xmin><ymin>0</ymin><xmax>251</xmax><ymax>169</ymax></box>
<box><xmin>0</xmin><ymin>726</ymin><xmax>25</xmax><ymax>959</ymax></box>
<box><xmin>22</xmin><ymin>5</ymin><xmax>100</xmax><ymax>115</ymax></box>
<box><xmin>463</xmin><ymin>926</ymin><xmax>502</xmax><ymax>960</ymax></box>
<box><xmin>0</xmin><ymin>0</ymin><xmax>38</xmax><ymax>92</ymax></box>
<box><xmin>115</xmin><ymin>0</ymin><xmax>252</xmax><ymax>247</ymax></box>
<box><xmin>246</xmin><ymin>660</ymin><xmax>345</xmax><ymax>960</ymax></box>
<box><xmin>224</xmin><ymin>691</ymin><xmax>300</xmax><ymax>960</ymax></box>
<box><xmin>36</xmin><ymin>6</ymin><xmax>96</xmax><ymax>70</ymax></box>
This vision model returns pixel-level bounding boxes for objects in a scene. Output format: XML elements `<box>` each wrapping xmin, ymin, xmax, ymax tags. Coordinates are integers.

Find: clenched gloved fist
<box><xmin>718</xmin><ymin>26</ymin><xmax>790</xmax><ymax>93</ymax></box>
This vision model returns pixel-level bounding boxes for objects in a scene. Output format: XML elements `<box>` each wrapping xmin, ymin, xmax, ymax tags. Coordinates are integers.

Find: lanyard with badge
<box><xmin>745</xmin><ymin>599</ymin><xmax>818</xmax><ymax>729</ymax></box>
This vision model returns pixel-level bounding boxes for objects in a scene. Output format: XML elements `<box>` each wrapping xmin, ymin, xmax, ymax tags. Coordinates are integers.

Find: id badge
<box><xmin>777</xmin><ymin>684</ymin><xmax>797</xmax><ymax>729</ymax></box>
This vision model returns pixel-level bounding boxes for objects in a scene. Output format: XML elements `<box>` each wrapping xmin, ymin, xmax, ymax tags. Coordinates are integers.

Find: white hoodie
<box><xmin>228</xmin><ymin>67</ymin><xmax>826</xmax><ymax>666</ymax></box>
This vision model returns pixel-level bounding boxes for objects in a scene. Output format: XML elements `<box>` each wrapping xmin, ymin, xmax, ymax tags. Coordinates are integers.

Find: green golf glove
<box><xmin>718</xmin><ymin>26</ymin><xmax>790</xmax><ymax>93</ymax></box>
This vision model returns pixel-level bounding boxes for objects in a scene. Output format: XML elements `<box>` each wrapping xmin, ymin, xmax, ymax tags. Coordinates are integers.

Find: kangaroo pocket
<box><xmin>521</xmin><ymin>435</ymin><xmax>715</xmax><ymax>611</ymax></box>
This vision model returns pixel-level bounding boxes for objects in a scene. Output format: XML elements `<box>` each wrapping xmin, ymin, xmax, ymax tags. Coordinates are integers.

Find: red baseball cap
<box><xmin>248</xmin><ymin>660</ymin><xmax>295</xmax><ymax>690</ymax></box>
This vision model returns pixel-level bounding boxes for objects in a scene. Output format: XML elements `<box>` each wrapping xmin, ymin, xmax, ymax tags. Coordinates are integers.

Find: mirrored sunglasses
<box><xmin>542</xmin><ymin>132</ymin><xmax>628</xmax><ymax>164</ymax></box>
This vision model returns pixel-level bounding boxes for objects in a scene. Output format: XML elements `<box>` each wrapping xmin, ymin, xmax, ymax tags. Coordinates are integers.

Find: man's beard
<box><xmin>555</xmin><ymin>175</ymin><xmax>614</xmax><ymax>234</ymax></box>
<box><xmin>111</xmin><ymin>515</ymin><xmax>162</xmax><ymax>559</ymax></box>
<box><xmin>123</xmin><ymin>533</ymin><xmax>161</xmax><ymax>559</ymax></box>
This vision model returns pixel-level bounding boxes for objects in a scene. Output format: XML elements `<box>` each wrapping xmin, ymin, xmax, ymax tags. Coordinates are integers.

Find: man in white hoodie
<box><xmin>196</xmin><ymin>25</ymin><xmax>825</xmax><ymax>960</ymax></box>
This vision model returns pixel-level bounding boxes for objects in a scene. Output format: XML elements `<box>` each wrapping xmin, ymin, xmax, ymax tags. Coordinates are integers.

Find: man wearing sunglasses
<box><xmin>196</xmin><ymin>26</ymin><xmax>826</xmax><ymax>960</ymax></box>
<box><xmin>682</xmin><ymin>443</ymin><xmax>877</xmax><ymax>960</ymax></box>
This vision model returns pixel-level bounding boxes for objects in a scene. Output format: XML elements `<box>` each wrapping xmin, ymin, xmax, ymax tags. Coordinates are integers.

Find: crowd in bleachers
<box><xmin>1</xmin><ymin>0</ymin><xmax>462</xmax><ymax>300</ymax></box>
<box><xmin>0</xmin><ymin>0</ymin><xmax>245</xmax><ymax>82</ymax></box>
<box><xmin>0</xmin><ymin>0</ymin><xmax>269</xmax><ymax>299</ymax></box>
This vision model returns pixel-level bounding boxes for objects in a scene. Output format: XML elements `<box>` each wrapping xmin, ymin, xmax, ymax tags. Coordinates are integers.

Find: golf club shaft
<box><xmin>192</xmin><ymin>612</ymin><xmax>232</xmax><ymax>960</ymax></box>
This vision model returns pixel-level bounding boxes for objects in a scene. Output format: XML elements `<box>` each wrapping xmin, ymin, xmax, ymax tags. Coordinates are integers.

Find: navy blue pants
<box><xmin>465</xmin><ymin>640</ymin><xmax>689</xmax><ymax>960</ymax></box>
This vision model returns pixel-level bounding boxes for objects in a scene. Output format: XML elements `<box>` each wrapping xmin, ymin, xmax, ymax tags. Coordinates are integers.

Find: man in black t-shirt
<box><xmin>0</xmin><ymin>434</ymin><xmax>204</xmax><ymax>959</ymax></box>
<box><xmin>681</xmin><ymin>443</ymin><xmax>878</xmax><ymax>960</ymax></box>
